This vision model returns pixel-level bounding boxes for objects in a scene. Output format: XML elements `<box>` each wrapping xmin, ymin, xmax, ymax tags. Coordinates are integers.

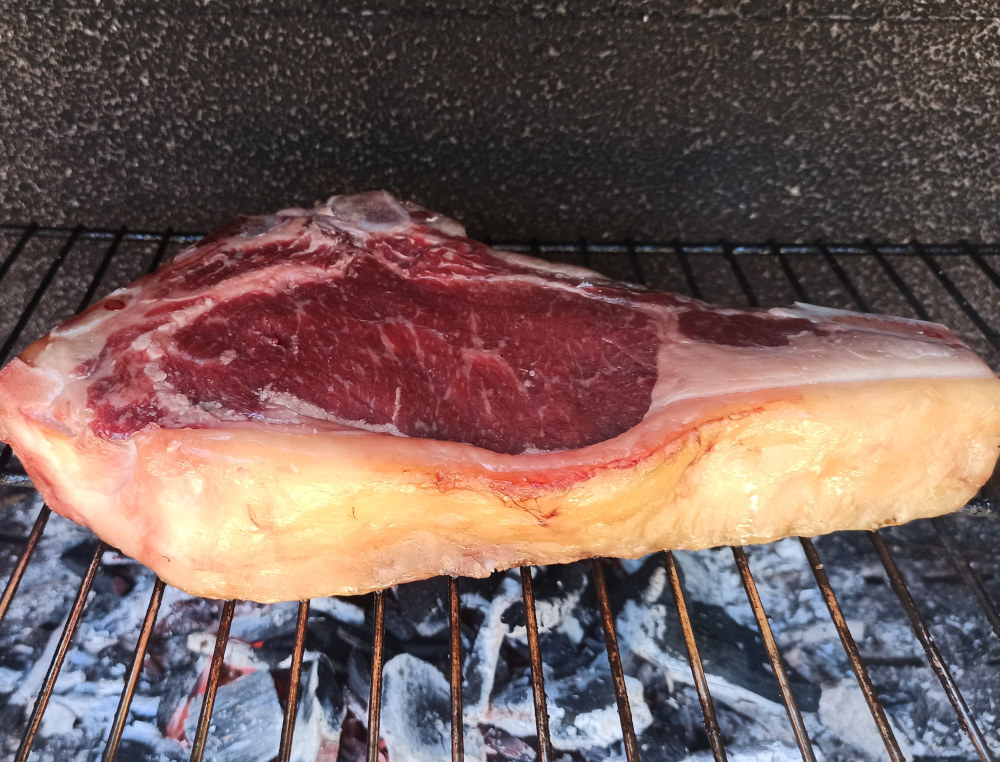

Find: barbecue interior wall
<box><xmin>4</xmin><ymin>1</ymin><xmax>1000</xmax><ymax>242</ymax></box>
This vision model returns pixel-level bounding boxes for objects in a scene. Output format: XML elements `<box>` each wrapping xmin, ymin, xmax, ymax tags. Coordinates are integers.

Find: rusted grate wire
<box><xmin>0</xmin><ymin>224</ymin><xmax>998</xmax><ymax>761</ymax></box>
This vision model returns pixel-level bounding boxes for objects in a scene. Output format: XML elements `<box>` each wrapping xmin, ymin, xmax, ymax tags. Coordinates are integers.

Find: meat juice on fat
<box><xmin>0</xmin><ymin>191</ymin><xmax>998</xmax><ymax>602</ymax></box>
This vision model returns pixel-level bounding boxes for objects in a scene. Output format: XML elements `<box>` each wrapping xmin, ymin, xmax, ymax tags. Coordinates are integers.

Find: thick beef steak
<box><xmin>1</xmin><ymin>192</ymin><xmax>999</xmax><ymax>601</ymax></box>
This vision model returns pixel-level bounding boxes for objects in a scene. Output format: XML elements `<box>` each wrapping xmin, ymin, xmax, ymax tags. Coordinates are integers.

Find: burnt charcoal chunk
<box><xmin>182</xmin><ymin>669</ymin><xmax>283</xmax><ymax>761</ymax></box>
<box><xmin>383</xmin><ymin>577</ymin><xmax>450</xmax><ymax>642</ymax></box>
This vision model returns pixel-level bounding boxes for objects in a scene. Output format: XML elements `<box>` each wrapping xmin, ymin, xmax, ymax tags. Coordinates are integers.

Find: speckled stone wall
<box><xmin>3</xmin><ymin>2</ymin><xmax>1000</xmax><ymax>241</ymax></box>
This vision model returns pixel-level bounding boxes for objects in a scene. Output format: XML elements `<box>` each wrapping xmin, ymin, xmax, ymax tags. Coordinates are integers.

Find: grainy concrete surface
<box><xmin>3</xmin><ymin>2</ymin><xmax>1000</xmax><ymax>241</ymax></box>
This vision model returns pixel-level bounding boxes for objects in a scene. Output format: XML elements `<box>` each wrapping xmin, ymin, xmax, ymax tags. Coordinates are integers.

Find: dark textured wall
<box><xmin>3</xmin><ymin>2</ymin><xmax>1000</xmax><ymax>241</ymax></box>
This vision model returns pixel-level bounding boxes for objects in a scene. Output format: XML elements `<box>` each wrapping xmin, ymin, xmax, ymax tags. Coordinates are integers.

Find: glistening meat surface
<box><xmin>86</xmin><ymin>231</ymin><xmax>661</xmax><ymax>454</ymax></box>
<box><xmin>1</xmin><ymin>192</ymin><xmax>999</xmax><ymax>602</ymax></box>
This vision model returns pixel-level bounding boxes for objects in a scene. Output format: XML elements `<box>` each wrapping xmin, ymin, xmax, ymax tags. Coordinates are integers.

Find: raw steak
<box><xmin>1</xmin><ymin>192</ymin><xmax>999</xmax><ymax>602</ymax></box>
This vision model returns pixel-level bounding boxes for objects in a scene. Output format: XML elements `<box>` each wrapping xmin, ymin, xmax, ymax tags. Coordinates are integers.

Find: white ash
<box><xmin>1</xmin><ymin>483</ymin><xmax>999</xmax><ymax>761</ymax></box>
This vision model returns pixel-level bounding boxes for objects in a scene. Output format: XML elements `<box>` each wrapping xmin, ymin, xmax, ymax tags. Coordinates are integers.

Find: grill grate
<box><xmin>0</xmin><ymin>225</ymin><xmax>998</xmax><ymax>761</ymax></box>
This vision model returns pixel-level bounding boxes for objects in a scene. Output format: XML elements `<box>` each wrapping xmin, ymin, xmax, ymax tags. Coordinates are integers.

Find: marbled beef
<box><xmin>1</xmin><ymin>192</ymin><xmax>999</xmax><ymax>601</ymax></box>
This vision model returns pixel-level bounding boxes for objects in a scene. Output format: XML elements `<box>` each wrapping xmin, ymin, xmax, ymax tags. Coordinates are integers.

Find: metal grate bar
<box><xmin>366</xmin><ymin>590</ymin><xmax>386</xmax><ymax>762</ymax></box>
<box><xmin>916</xmin><ymin>243</ymin><xmax>1000</xmax><ymax>348</ymax></box>
<box><xmin>278</xmin><ymin>600</ymin><xmax>310</xmax><ymax>762</ymax></box>
<box><xmin>662</xmin><ymin>552</ymin><xmax>727</xmax><ymax>761</ymax></box>
<box><xmin>964</xmin><ymin>242</ymin><xmax>1000</xmax><ymax>293</ymax></box>
<box><xmin>868</xmin><ymin>532</ymin><xmax>996</xmax><ymax>761</ymax></box>
<box><xmin>673</xmin><ymin>243</ymin><xmax>703</xmax><ymax>300</ymax></box>
<box><xmin>5</xmin><ymin>226</ymin><xmax>1000</xmax><ymax>259</ymax></box>
<box><xmin>449</xmin><ymin>577</ymin><xmax>465</xmax><ymax>762</ymax></box>
<box><xmin>104</xmin><ymin>576</ymin><xmax>166</xmax><ymax>761</ymax></box>
<box><xmin>799</xmin><ymin>538</ymin><xmax>904</xmax><ymax>761</ymax></box>
<box><xmin>930</xmin><ymin>516</ymin><xmax>1000</xmax><ymax>641</ymax></box>
<box><xmin>15</xmin><ymin>541</ymin><xmax>107</xmax><ymax>762</ymax></box>
<box><xmin>520</xmin><ymin>566</ymin><xmax>554</xmax><ymax>762</ymax></box>
<box><xmin>578</xmin><ymin>238</ymin><xmax>592</xmax><ymax>269</ymax></box>
<box><xmin>1</xmin><ymin>225</ymin><xmax>128</xmax><ymax>475</ymax></box>
<box><xmin>721</xmin><ymin>242</ymin><xmax>758</xmax><ymax>307</ymax></box>
<box><xmin>590</xmin><ymin>559</ymin><xmax>640</xmax><ymax>761</ymax></box>
<box><xmin>626</xmin><ymin>240</ymin><xmax>645</xmax><ymax>285</ymax></box>
<box><xmin>0</xmin><ymin>227</ymin><xmax>81</xmax><ymax>366</ymax></box>
<box><xmin>189</xmin><ymin>599</ymin><xmax>237</xmax><ymax>762</ymax></box>
<box><xmin>731</xmin><ymin>546</ymin><xmax>817</xmax><ymax>762</ymax></box>
<box><xmin>146</xmin><ymin>231</ymin><xmax>175</xmax><ymax>274</ymax></box>
<box><xmin>0</xmin><ymin>505</ymin><xmax>50</xmax><ymax>628</ymax></box>
<box><xmin>77</xmin><ymin>227</ymin><xmax>127</xmax><ymax>312</ymax></box>
<box><xmin>818</xmin><ymin>243</ymin><xmax>872</xmax><ymax>311</ymax></box>
<box><xmin>866</xmin><ymin>242</ymin><xmax>926</xmax><ymax>319</ymax></box>
<box><xmin>0</xmin><ymin>225</ymin><xmax>38</xmax><ymax>301</ymax></box>
<box><xmin>0</xmin><ymin>223</ymin><xmax>204</xmax><ymax>245</ymax></box>
<box><xmin>0</xmin><ymin>224</ymin><xmax>38</xmax><ymax>475</ymax></box>
<box><xmin>772</xmin><ymin>243</ymin><xmax>810</xmax><ymax>302</ymax></box>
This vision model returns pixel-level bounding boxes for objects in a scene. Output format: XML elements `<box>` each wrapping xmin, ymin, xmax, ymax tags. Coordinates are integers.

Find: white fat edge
<box><xmin>316</xmin><ymin>191</ymin><xmax>467</xmax><ymax>237</ymax></box>
<box><xmin>420</xmin><ymin>269</ymin><xmax>654</xmax><ymax>307</ymax></box>
<box><xmin>47</xmin><ymin>286</ymin><xmax>142</xmax><ymax>340</ymax></box>
<box><xmin>301</xmin><ymin>203</ymin><xmax>644</xmax><ymax>296</ymax></box>
<box><xmin>169</xmin><ymin>213</ymin><xmax>306</xmax><ymax>263</ymax></box>
<box><xmin>488</xmin><ymin>247</ymin><xmax>623</xmax><ymax>283</ymax></box>
<box><xmin>256</xmin><ymin>388</ymin><xmax>407</xmax><ymax>437</ymax></box>
<box><xmin>780</xmin><ymin>301</ymin><xmax>951</xmax><ymax>332</ymax></box>
<box><xmin>195</xmin><ymin>258</ymin><xmax>351</xmax><ymax>302</ymax></box>
<box><xmin>644</xmin><ymin>322</ymin><xmax>997</xmax><ymax>421</ymax></box>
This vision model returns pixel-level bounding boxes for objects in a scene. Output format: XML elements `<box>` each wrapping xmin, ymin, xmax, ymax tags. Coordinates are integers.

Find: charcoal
<box><xmin>535</xmin><ymin>629</ymin><xmax>604</xmax><ymax>681</ymax></box>
<box><xmin>378</xmin><ymin>653</ymin><xmax>456</xmax><ymax>762</ymax></box>
<box><xmin>309</xmin><ymin>596</ymin><xmax>366</xmax><ymax>627</ymax></box>
<box><xmin>345</xmin><ymin>647</ymin><xmax>373</xmax><ymax>712</ymax></box>
<box><xmin>297</xmin><ymin>600</ymin><xmax>370</xmax><ymax>668</ymax></box>
<box><xmin>462</xmin><ymin>573</ymin><xmax>523</xmax><ymax>715</ymax></box>
<box><xmin>287</xmin><ymin>656</ymin><xmax>346</xmax><ymax>762</ymax></box>
<box><xmin>384</xmin><ymin>577</ymin><xmax>450</xmax><ymax>641</ymax></box>
<box><xmin>153</xmin><ymin>596</ymin><xmax>228</xmax><ymax>643</ymax></box>
<box><xmin>481</xmin><ymin>725</ymin><xmax>538</xmax><ymax>761</ymax></box>
<box><xmin>684</xmin><ymin>744</ymin><xmax>802</xmax><ymax>760</ymax></box>
<box><xmin>228</xmin><ymin>601</ymin><xmax>300</xmax><ymax>643</ymax></box>
<box><xmin>530</xmin><ymin>563</ymin><xmax>590</xmax><ymax>615</ymax></box>
<box><xmin>182</xmin><ymin>668</ymin><xmax>283</xmax><ymax>762</ymax></box>
<box><xmin>553</xmin><ymin>670</ymin><xmax>653</xmax><ymax>751</ymax></box>
<box><xmin>110</xmin><ymin>736</ymin><xmax>179</xmax><ymax>762</ymax></box>
<box><xmin>488</xmin><ymin>666</ymin><xmax>653</xmax><ymax>758</ymax></box>
<box><xmin>615</xmin><ymin>556</ymin><xmax>821</xmax><ymax>713</ymax></box>
<box><xmin>60</xmin><ymin>538</ymin><xmax>136</xmax><ymax>596</ymax></box>
<box><xmin>336</xmin><ymin>712</ymin><xmax>388</xmax><ymax>762</ymax></box>
<box><xmin>634</xmin><ymin>668</ymin><xmax>708</xmax><ymax>762</ymax></box>
<box><xmin>154</xmin><ymin>654</ymin><xmax>204</xmax><ymax>737</ymax></box>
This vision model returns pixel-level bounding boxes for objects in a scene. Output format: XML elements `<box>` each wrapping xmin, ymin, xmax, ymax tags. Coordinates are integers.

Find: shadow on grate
<box><xmin>0</xmin><ymin>224</ymin><xmax>998</xmax><ymax>762</ymax></box>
